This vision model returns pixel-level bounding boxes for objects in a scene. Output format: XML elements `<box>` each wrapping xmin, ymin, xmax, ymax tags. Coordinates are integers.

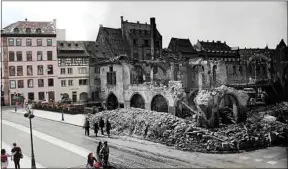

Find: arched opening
<box><xmin>107</xmin><ymin>93</ymin><xmax>119</xmax><ymax>110</ymax></box>
<box><xmin>212</xmin><ymin>65</ymin><xmax>217</xmax><ymax>86</ymax></box>
<box><xmin>217</xmin><ymin>93</ymin><xmax>240</xmax><ymax>124</ymax></box>
<box><xmin>151</xmin><ymin>94</ymin><xmax>168</xmax><ymax>113</ymax></box>
<box><xmin>130</xmin><ymin>93</ymin><xmax>145</xmax><ymax>109</ymax></box>
<box><xmin>175</xmin><ymin>90</ymin><xmax>198</xmax><ymax>119</ymax></box>
<box><xmin>79</xmin><ymin>92</ymin><xmax>88</xmax><ymax>101</ymax></box>
<box><xmin>192</xmin><ymin>64</ymin><xmax>205</xmax><ymax>89</ymax></box>
<box><xmin>91</xmin><ymin>92</ymin><xmax>95</xmax><ymax>101</ymax></box>
<box><xmin>248</xmin><ymin>55</ymin><xmax>270</xmax><ymax>82</ymax></box>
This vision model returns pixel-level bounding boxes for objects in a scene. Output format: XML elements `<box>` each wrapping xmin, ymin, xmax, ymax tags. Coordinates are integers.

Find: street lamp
<box><xmin>60</xmin><ymin>93</ymin><xmax>64</xmax><ymax>121</ymax></box>
<box><xmin>24</xmin><ymin>101</ymin><xmax>36</xmax><ymax>169</ymax></box>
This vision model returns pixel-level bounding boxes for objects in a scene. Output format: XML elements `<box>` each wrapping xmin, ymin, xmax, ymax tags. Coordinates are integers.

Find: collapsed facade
<box><xmin>89</xmin><ymin>16</ymin><xmax>287</xmax><ymax>127</ymax></box>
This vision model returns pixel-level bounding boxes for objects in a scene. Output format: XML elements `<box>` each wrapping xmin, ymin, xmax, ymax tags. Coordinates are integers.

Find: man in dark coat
<box><xmin>106</xmin><ymin>119</ymin><xmax>111</xmax><ymax>138</ymax></box>
<box><xmin>99</xmin><ymin>117</ymin><xmax>105</xmax><ymax>135</ymax></box>
<box><xmin>84</xmin><ymin>119</ymin><xmax>90</xmax><ymax>136</ymax></box>
<box><xmin>94</xmin><ymin>122</ymin><xmax>99</xmax><ymax>137</ymax></box>
<box><xmin>11</xmin><ymin>143</ymin><xmax>22</xmax><ymax>169</ymax></box>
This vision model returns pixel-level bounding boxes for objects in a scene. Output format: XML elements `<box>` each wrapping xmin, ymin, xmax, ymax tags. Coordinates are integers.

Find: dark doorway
<box><xmin>130</xmin><ymin>93</ymin><xmax>145</xmax><ymax>109</ymax></box>
<box><xmin>10</xmin><ymin>94</ymin><xmax>15</xmax><ymax>105</ymax></box>
<box><xmin>72</xmin><ymin>91</ymin><xmax>77</xmax><ymax>102</ymax></box>
<box><xmin>151</xmin><ymin>94</ymin><xmax>168</xmax><ymax>113</ymax></box>
<box><xmin>48</xmin><ymin>91</ymin><xmax>55</xmax><ymax>101</ymax></box>
<box><xmin>107</xmin><ymin>93</ymin><xmax>118</xmax><ymax>110</ymax></box>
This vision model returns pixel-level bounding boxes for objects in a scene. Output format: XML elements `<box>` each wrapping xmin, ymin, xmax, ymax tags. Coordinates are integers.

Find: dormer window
<box><xmin>75</xmin><ymin>43</ymin><xmax>78</xmax><ymax>47</ymax></box>
<box><xmin>36</xmin><ymin>28</ymin><xmax>41</xmax><ymax>34</ymax></box>
<box><xmin>60</xmin><ymin>43</ymin><xmax>64</xmax><ymax>47</ymax></box>
<box><xmin>68</xmin><ymin>43</ymin><xmax>71</xmax><ymax>47</ymax></box>
<box><xmin>26</xmin><ymin>28</ymin><xmax>31</xmax><ymax>33</ymax></box>
<box><xmin>13</xmin><ymin>28</ymin><xmax>19</xmax><ymax>33</ymax></box>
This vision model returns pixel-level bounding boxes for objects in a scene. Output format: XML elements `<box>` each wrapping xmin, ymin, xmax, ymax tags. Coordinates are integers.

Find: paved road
<box><xmin>1</xmin><ymin>108</ymin><xmax>287</xmax><ymax>168</ymax></box>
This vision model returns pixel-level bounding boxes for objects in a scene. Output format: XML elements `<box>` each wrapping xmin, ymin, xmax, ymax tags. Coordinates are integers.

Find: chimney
<box><xmin>120</xmin><ymin>16</ymin><xmax>123</xmax><ymax>22</ymax></box>
<box><xmin>25</xmin><ymin>18</ymin><xmax>28</xmax><ymax>22</ymax></box>
<box><xmin>99</xmin><ymin>24</ymin><xmax>103</xmax><ymax>28</ymax></box>
<box><xmin>150</xmin><ymin>17</ymin><xmax>156</xmax><ymax>60</ymax></box>
<box><xmin>145</xmin><ymin>22</ymin><xmax>147</xmax><ymax>25</ymax></box>
<box><xmin>53</xmin><ymin>19</ymin><xmax>56</xmax><ymax>29</ymax></box>
<box><xmin>137</xmin><ymin>21</ymin><xmax>139</xmax><ymax>24</ymax></box>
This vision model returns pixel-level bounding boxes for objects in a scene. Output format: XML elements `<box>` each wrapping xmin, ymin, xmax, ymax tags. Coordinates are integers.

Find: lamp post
<box><xmin>24</xmin><ymin>101</ymin><xmax>36</xmax><ymax>169</ymax></box>
<box><xmin>60</xmin><ymin>93</ymin><xmax>64</xmax><ymax>121</ymax></box>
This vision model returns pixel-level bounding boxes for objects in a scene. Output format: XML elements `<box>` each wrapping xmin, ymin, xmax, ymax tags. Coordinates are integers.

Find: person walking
<box><xmin>11</xmin><ymin>143</ymin><xmax>22</xmax><ymax>169</ymax></box>
<box><xmin>106</xmin><ymin>119</ymin><xmax>111</xmax><ymax>138</ymax></box>
<box><xmin>1</xmin><ymin>149</ymin><xmax>12</xmax><ymax>169</ymax></box>
<box><xmin>96</xmin><ymin>142</ymin><xmax>103</xmax><ymax>162</ymax></box>
<box><xmin>100</xmin><ymin>141</ymin><xmax>109</xmax><ymax>168</ymax></box>
<box><xmin>94</xmin><ymin>122</ymin><xmax>99</xmax><ymax>137</ymax></box>
<box><xmin>83</xmin><ymin>118</ymin><xmax>90</xmax><ymax>136</ymax></box>
<box><xmin>99</xmin><ymin>117</ymin><xmax>105</xmax><ymax>135</ymax></box>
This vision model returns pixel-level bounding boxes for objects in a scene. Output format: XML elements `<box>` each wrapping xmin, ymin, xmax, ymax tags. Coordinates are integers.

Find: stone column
<box><xmin>145</xmin><ymin>103</ymin><xmax>151</xmax><ymax>110</ymax></box>
<box><xmin>168</xmin><ymin>106</ymin><xmax>176</xmax><ymax>115</ymax></box>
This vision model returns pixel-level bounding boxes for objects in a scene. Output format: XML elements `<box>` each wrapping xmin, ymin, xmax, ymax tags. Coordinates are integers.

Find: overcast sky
<box><xmin>1</xmin><ymin>1</ymin><xmax>287</xmax><ymax>49</ymax></box>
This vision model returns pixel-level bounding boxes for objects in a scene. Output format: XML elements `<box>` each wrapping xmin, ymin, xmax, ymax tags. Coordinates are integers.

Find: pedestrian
<box><xmin>86</xmin><ymin>153</ymin><xmax>97</xmax><ymax>169</ymax></box>
<box><xmin>1</xmin><ymin>149</ymin><xmax>12</xmax><ymax>169</ymax></box>
<box><xmin>11</xmin><ymin>143</ymin><xmax>22</xmax><ymax>169</ymax></box>
<box><xmin>100</xmin><ymin>141</ymin><xmax>110</xmax><ymax>168</ymax></box>
<box><xmin>83</xmin><ymin>118</ymin><xmax>90</xmax><ymax>136</ymax></box>
<box><xmin>106</xmin><ymin>119</ymin><xmax>111</xmax><ymax>138</ymax></box>
<box><xmin>99</xmin><ymin>117</ymin><xmax>105</xmax><ymax>135</ymax></box>
<box><xmin>96</xmin><ymin>142</ymin><xmax>103</xmax><ymax>161</ymax></box>
<box><xmin>94</xmin><ymin>122</ymin><xmax>99</xmax><ymax>137</ymax></box>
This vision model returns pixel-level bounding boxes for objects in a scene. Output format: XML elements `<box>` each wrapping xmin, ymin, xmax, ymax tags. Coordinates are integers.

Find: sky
<box><xmin>1</xmin><ymin>1</ymin><xmax>287</xmax><ymax>49</ymax></box>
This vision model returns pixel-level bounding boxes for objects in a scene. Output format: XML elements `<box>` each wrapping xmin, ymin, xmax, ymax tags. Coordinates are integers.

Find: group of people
<box><xmin>1</xmin><ymin>143</ymin><xmax>22</xmax><ymax>169</ymax></box>
<box><xmin>86</xmin><ymin>141</ymin><xmax>110</xmax><ymax>169</ymax></box>
<box><xmin>84</xmin><ymin>117</ymin><xmax>111</xmax><ymax>138</ymax></box>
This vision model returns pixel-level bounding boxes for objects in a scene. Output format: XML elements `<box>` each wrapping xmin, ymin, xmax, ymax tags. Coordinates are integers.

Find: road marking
<box><xmin>2</xmin><ymin>120</ymin><xmax>126</xmax><ymax>164</ymax></box>
<box><xmin>254</xmin><ymin>159</ymin><xmax>263</xmax><ymax>162</ymax></box>
<box><xmin>2</xmin><ymin>141</ymin><xmax>45</xmax><ymax>168</ymax></box>
<box><xmin>239</xmin><ymin>156</ymin><xmax>250</xmax><ymax>160</ymax></box>
<box><xmin>267</xmin><ymin>161</ymin><xmax>278</xmax><ymax>165</ymax></box>
<box><xmin>264</xmin><ymin>155</ymin><xmax>275</xmax><ymax>159</ymax></box>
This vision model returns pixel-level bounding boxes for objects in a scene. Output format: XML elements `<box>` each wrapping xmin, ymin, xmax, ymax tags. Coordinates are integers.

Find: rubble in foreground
<box><xmin>86</xmin><ymin>102</ymin><xmax>288</xmax><ymax>153</ymax></box>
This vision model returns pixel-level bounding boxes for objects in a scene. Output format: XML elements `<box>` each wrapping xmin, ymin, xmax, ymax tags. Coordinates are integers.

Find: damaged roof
<box><xmin>168</xmin><ymin>38</ymin><xmax>197</xmax><ymax>54</ymax></box>
<box><xmin>239</xmin><ymin>47</ymin><xmax>275</xmax><ymax>61</ymax></box>
<box><xmin>2</xmin><ymin>20</ymin><xmax>56</xmax><ymax>35</ymax></box>
<box><xmin>57</xmin><ymin>41</ymin><xmax>93</xmax><ymax>57</ymax></box>
<box><xmin>197</xmin><ymin>40</ymin><xmax>231</xmax><ymax>51</ymax></box>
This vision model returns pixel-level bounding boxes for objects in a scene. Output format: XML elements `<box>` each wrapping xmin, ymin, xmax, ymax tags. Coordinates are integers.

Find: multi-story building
<box><xmin>1</xmin><ymin>19</ymin><xmax>59</xmax><ymax>105</ymax></box>
<box><xmin>57</xmin><ymin>41</ymin><xmax>94</xmax><ymax>102</ymax></box>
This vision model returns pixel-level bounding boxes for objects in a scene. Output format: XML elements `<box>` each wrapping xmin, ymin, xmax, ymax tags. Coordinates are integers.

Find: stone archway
<box><xmin>130</xmin><ymin>93</ymin><xmax>145</xmax><ymax>109</ymax></box>
<box><xmin>79</xmin><ymin>92</ymin><xmax>88</xmax><ymax>101</ymax></box>
<box><xmin>217</xmin><ymin>93</ymin><xmax>240</xmax><ymax>124</ymax></box>
<box><xmin>248</xmin><ymin>54</ymin><xmax>271</xmax><ymax>81</ymax></box>
<box><xmin>107</xmin><ymin>93</ymin><xmax>119</xmax><ymax>110</ymax></box>
<box><xmin>151</xmin><ymin>94</ymin><xmax>168</xmax><ymax>113</ymax></box>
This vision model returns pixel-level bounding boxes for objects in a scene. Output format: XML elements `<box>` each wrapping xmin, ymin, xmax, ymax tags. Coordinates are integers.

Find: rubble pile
<box><xmin>86</xmin><ymin>104</ymin><xmax>288</xmax><ymax>153</ymax></box>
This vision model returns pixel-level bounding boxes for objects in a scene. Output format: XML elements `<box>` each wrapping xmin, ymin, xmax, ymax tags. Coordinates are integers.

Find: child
<box><xmin>1</xmin><ymin>149</ymin><xmax>12</xmax><ymax>169</ymax></box>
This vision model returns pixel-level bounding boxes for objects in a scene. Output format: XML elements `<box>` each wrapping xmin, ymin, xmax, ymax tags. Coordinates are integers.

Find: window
<box><xmin>9</xmin><ymin>80</ymin><xmax>16</xmax><ymax>89</ymax></box>
<box><xmin>27</xmin><ymin>79</ymin><xmax>34</xmax><ymax>88</ymax></box>
<box><xmin>107</xmin><ymin>72</ymin><xmax>116</xmax><ymax>85</ymax></box>
<box><xmin>37</xmin><ymin>51</ymin><xmax>43</xmax><ymax>61</ymax></box>
<box><xmin>37</xmin><ymin>39</ymin><xmax>42</xmax><ymax>46</ymax></box>
<box><xmin>61</xmin><ymin>80</ymin><xmax>66</xmax><ymax>87</ymax></box>
<box><xmin>8</xmin><ymin>38</ymin><xmax>14</xmax><ymax>46</ymax></box>
<box><xmin>37</xmin><ymin>65</ymin><xmax>43</xmax><ymax>75</ymax></box>
<box><xmin>156</xmin><ymin>40</ymin><xmax>160</xmax><ymax>48</ymax></box>
<box><xmin>27</xmin><ymin>65</ymin><xmax>33</xmax><ymax>76</ymax></box>
<box><xmin>133</xmin><ymin>39</ymin><xmax>137</xmax><ymax>46</ymax></box>
<box><xmin>60</xmin><ymin>68</ymin><xmax>66</xmax><ymax>74</ymax></box>
<box><xmin>79</xmin><ymin>79</ymin><xmax>88</xmax><ymax>86</ymax></box>
<box><xmin>239</xmin><ymin>66</ymin><xmax>243</xmax><ymax>76</ymax></box>
<box><xmin>26</xmin><ymin>51</ymin><xmax>32</xmax><ymax>61</ymax></box>
<box><xmin>17</xmin><ymin>66</ymin><xmax>23</xmax><ymax>76</ymax></box>
<box><xmin>9</xmin><ymin>51</ymin><xmax>15</xmax><ymax>61</ymax></box>
<box><xmin>16</xmin><ymin>51</ymin><xmax>22</xmax><ymax>61</ymax></box>
<box><xmin>48</xmin><ymin>78</ymin><xmax>54</xmax><ymax>87</ymax></box>
<box><xmin>94</xmin><ymin>67</ymin><xmax>100</xmax><ymax>74</ymax></box>
<box><xmin>94</xmin><ymin>78</ymin><xmax>101</xmax><ymax>86</ymax></box>
<box><xmin>78</xmin><ymin>67</ymin><xmax>88</xmax><ymax>74</ymax></box>
<box><xmin>26</xmin><ymin>39</ymin><xmax>32</xmax><ymax>46</ymax></box>
<box><xmin>36</xmin><ymin>28</ymin><xmax>41</xmax><ymax>34</ymax></box>
<box><xmin>68</xmin><ymin>80</ymin><xmax>73</xmax><ymax>86</ymax></box>
<box><xmin>16</xmin><ymin>39</ymin><xmax>22</xmax><ymax>46</ymax></box>
<box><xmin>233</xmin><ymin>66</ymin><xmax>236</xmax><ymax>76</ymax></box>
<box><xmin>13</xmin><ymin>28</ymin><xmax>19</xmax><ymax>33</ymax></box>
<box><xmin>26</xmin><ymin>28</ymin><xmax>31</xmax><ymax>33</ymax></box>
<box><xmin>38</xmin><ymin>79</ymin><xmax>44</xmax><ymax>87</ymax></box>
<box><xmin>47</xmin><ymin>51</ymin><xmax>53</xmax><ymax>60</ymax></box>
<box><xmin>47</xmin><ymin>65</ymin><xmax>53</xmax><ymax>74</ymax></box>
<box><xmin>144</xmin><ymin>40</ymin><xmax>149</xmax><ymax>47</ymax></box>
<box><xmin>68</xmin><ymin>68</ymin><xmax>73</xmax><ymax>74</ymax></box>
<box><xmin>47</xmin><ymin>39</ymin><xmax>52</xmax><ymax>46</ymax></box>
<box><xmin>17</xmin><ymin>80</ymin><xmax>24</xmax><ymax>88</ymax></box>
<box><xmin>9</xmin><ymin>66</ymin><xmax>15</xmax><ymax>76</ymax></box>
<box><xmin>38</xmin><ymin>92</ymin><xmax>45</xmax><ymax>100</ymax></box>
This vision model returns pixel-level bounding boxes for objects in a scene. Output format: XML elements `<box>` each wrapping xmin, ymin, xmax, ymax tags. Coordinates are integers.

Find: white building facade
<box><xmin>1</xmin><ymin>19</ymin><xmax>60</xmax><ymax>105</ymax></box>
<box><xmin>57</xmin><ymin>41</ymin><xmax>92</xmax><ymax>102</ymax></box>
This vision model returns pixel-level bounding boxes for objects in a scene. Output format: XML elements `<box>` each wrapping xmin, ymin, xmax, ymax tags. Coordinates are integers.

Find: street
<box><xmin>1</xmin><ymin>108</ymin><xmax>287</xmax><ymax>168</ymax></box>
